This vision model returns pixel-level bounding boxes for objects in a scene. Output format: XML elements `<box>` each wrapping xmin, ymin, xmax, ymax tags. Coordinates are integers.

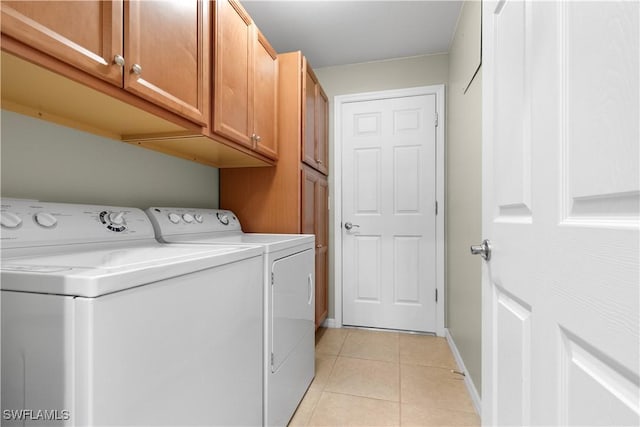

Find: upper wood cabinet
<box><xmin>1</xmin><ymin>1</ymin><xmax>123</xmax><ymax>86</ymax></box>
<box><xmin>252</xmin><ymin>30</ymin><xmax>278</xmax><ymax>160</ymax></box>
<box><xmin>124</xmin><ymin>1</ymin><xmax>209</xmax><ymax>125</ymax></box>
<box><xmin>213</xmin><ymin>0</ymin><xmax>278</xmax><ymax>160</ymax></box>
<box><xmin>302</xmin><ymin>61</ymin><xmax>328</xmax><ymax>175</ymax></box>
<box><xmin>1</xmin><ymin>0</ymin><xmax>209</xmax><ymax>126</ymax></box>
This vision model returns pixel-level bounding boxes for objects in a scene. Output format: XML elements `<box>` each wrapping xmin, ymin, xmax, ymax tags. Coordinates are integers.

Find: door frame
<box><xmin>332</xmin><ymin>85</ymin><xmax>446</xmax><ymax>336</ymax></box>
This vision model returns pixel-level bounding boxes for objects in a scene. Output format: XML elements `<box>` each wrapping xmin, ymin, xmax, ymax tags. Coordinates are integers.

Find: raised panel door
<box><xmin>301</xmin><ymin>167</ymin><xmax>316</xmax><ymax>236</ymax></box>
<box><xmin>253</xmin><ymin>29</ymin><xmax>278</xmax><ymax>160</ymax></box>
<box><xmin>341</xmin><ymin>94</ymin><xmax>438</xmax><ymax>332</ymax></box>
<box><xmin>315</xmin><ymin>175</ymin><xmax>328</xmax><ymax>327</ymax></box>
<box><xmin>316</xmin><ymin>85</ymin><xmax>329</xmax><ymax>175</ymax></box>
<box><xmin>482</xmin><ymin>2</ymin><xmax>639</xmax><ymax>425</ymax></box>
<box><xmin>302</xmin><ymin>62</ymin><xmax>317</xmax><ymax>168</ymax></box>
<box><xmin>213</xmin><ymin>0</ymin><xmax>252</xmax><ymax>147</ymax></box>
<box><xmin>0</xmin><ymin>1</ymin><xmax>123</xmax><ymax>86</ymax></box>
<box><xmin>315</xmin><ymin>175</ymin><xmax>328</xmax><ymax>247</ymax></box>
<box><xmin>125</xmin><ymin>0</ymin><xmax>209</xmax><ymax>125</ymax></box>
<box><xmin>315</xmin><ymin>248</ymin><xmax>328</xmax><ymax>328</ymax></box>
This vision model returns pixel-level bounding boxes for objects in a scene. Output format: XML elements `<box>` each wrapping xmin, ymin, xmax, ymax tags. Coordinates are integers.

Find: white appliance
<box><xmin>145</xmin><ymin>207</ymin><xmax>315</xmax><ymax>427</ymax></box>
<box><xmin>1</xmin><ymin>199</ymin><xmax>264</xmax><ymax>427</ymax></box>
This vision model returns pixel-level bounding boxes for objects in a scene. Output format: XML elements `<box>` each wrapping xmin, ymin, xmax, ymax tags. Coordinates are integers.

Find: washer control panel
<box><xmin>1</xmin><ymin>199</ymin><xmax>155</xmax><ymax>249</ymax></box>
<box><xmin>145</xmin><ymin>207</ymin><xmax>242</xmax><ymax>236</ymax></box>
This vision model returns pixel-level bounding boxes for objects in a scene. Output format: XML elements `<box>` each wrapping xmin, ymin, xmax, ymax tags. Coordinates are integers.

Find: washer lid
<box><xmin>1</xmin><ymin>242</ymin><xmax>262</xmax><ymax>297</ymax></box>
<box><xmin>160</xmin><ymin>232</ymin><xmax>315</xmax><ymax>253</ymax></box>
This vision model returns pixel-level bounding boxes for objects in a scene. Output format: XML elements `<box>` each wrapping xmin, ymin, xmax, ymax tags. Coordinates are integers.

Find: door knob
<box><xmin>344</xmin><ymin>222</ymin><xmax>360</xmax><ymax>230</ymax></box>
<box><xmin>470</xmin><ymin>239</ymin><xmax>492</xmax><ymax>261</ymax></box>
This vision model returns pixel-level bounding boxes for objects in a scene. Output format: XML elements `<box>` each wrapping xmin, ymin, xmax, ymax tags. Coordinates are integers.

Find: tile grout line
<box><xmin>304</xmin><ymin>330</ymin><xmax>348</xmax><ymax>426</ymax></box>
<box><xmin>398</xmin><ymin>334</ymin><xmax>402</xmax><ymax>427</ymax></box>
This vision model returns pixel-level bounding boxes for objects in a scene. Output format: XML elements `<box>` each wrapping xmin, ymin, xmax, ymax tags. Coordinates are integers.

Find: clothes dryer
<box><xmin>146</xmin><ymin>207</ymin><xmax>315</xmax><ymax>427</ymax></box>
<box><xmin>1</xmin><ymin>199</ymin><xmax>264</xmax><ymax>426</ymax></box>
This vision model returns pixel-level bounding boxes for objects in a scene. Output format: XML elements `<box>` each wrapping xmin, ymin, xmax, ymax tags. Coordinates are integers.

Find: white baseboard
<box><xmin>445</xmin><ymin>328</ymin><xmax>482</xmax><ymax>417</ymax></box>
<box><xmin>321</xmin><ymin>317</ymin><xmax>340</xmax><ymax>328</ymax></box>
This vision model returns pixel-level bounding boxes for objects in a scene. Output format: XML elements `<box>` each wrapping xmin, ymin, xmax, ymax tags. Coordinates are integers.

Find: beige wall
<box><xmin>1</xmin><ymin>110</ymin><xmax>219</xmax><ymax>208</ymax></box>
<box><xmin>314</xmin><ymin>53</ymin><xmax>449</xmax><ymax>320</ymax></box>
<box><xmin>446</xmin><ymin>1</ymin><xmax>483</xmax><ymax>395</ymax></box>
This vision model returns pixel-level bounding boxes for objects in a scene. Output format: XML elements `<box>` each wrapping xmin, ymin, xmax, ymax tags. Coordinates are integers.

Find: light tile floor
<box><xmin>289</xmin><ymin>328</ymin><xmax>480</xmax><ymax>427</ymax></box>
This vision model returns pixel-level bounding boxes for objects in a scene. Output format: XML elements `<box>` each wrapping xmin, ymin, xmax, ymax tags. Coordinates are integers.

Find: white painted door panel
<box><xmin>482</xmin><ymin>1</ymin><xmax>639</xmax><ymax>426</ymax></box>
<box><xmin>342</xmin><ymin>94</ymin><xmax>437</xmax><ymax>332</ymax></box>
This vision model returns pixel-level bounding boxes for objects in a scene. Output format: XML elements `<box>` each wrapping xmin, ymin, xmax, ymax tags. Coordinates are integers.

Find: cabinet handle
<box><xmin>316</xmin><ymin>159</ymin><xmax>323</xmax><ymax>164</ymax></box>
<box><xmin>113</xmin><ymin>54</ymin><xmax>125</xmax><ymax>67</ymax></box>
<box><xmin>316</xmin><ymin>244</ymin><xmax>322</xmax><ymax>248</ymax></box>
<box><xmin>255</xmin><ymin>135</ymin><xmax>262</xmax><ymax>143</ymax></box>
<box><xmin>131</xmin><ymin>64</ymin><xmax>143</xmax><ymax>75</ymax></box>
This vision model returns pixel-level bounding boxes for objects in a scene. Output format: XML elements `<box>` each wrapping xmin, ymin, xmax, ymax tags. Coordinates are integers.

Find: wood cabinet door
<box><xmin>316</xmin><ymin>86</ymin><xmax>329</xmax><ymax>175</ymax></box>
<box><xmin>302</xmin><ymin>166</ymin><xmax>329</xmax><ymax>327</ymax></box>
<box><xmin>213</xmin><ymin>0</ymin><xmax>253</xmax><ymax>148</ymax></box>
<box><xmin>301</xmin><ymin>167</ymin><xmax>317</xmax><ymax>236</ymax></box>
<box><xmin>125</xmin><ymin>0</ymin><xmax>209</xmax><ymax>125</ymax></box>
<box><xmin>0</xmin><ymin>1</ymin><xmax>123</xmax><ymax>86</ymax></box>
<box><xmin>302</xmin><ymin>61</ymin><xmax>318</xmax><ymax>168</ymax></box>
<box><xmin>315</xmin><ymin>175</ymin><xmax>328</xmax><ymax>326</ymax></box>
<box><xmin>315</xmin><ymin>248</ymin><xmax>328</xmax><ymax>327</ymax></box>
<box><xmin>315</xmin><ymin>175</ymin><xmax>328</xmax><ymax>247</ymax></box>
<box><xmin>253</xmin><ymin>30</ymin><xmax>278</xmax><ymax>160</ymax></box>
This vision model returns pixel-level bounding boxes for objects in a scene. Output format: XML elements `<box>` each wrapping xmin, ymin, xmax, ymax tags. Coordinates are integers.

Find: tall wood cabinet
<box><xmin>220</xmin><ymin>51</ymin><xmax>329</xmax><ymax>328</ymax></box>
<box><xmin>1</xmin><ymin>0</ymin><xmax>210</xmax><ymax>125</ymax></box>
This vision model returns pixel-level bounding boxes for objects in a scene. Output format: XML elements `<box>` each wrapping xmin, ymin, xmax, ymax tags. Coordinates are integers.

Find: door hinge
<box><xmin>435</xmin><ymin>288</ymin><xmax>438</xmax><ymax>302</ymax></box>
<box><xmin>435</xmin><ymin>201</ymin><xmax>439</xmax><ymax>215</ymax></box>
<box><xmin>271</xmin><ymin>352</ymin><xmax>274</xmax><ymax>366</ymax></box>
<box><xmin>271</xmin><ymin>272</ymin><xmax>274</xmax><ymax>286</ymax></box>
<box><xmin>435</xmin><ymin>112</ymin><xmax>439</xmax><ymax>127</ymax></box>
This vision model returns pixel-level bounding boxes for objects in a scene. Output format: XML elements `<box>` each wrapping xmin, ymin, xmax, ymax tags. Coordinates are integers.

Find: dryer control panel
<box><xmin>0</xmin><ymin>199</ymin><xmax>155</xmax><ymax>249</ymax></box>
<box><xmin>145</xmin><ymin>207</ymin><xmax>242</xmax><ymax>236</ymax></box>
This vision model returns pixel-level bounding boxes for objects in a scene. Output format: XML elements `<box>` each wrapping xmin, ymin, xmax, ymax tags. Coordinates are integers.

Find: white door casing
<box><xmin>336</xmin><ymin>86</ymin><xmax>445</xmax><ymax>334</ymax></box>
<box><xmin>482</xmin><ymin>1</ymin><xmax>639</xmax><ymax>426</ymax></box>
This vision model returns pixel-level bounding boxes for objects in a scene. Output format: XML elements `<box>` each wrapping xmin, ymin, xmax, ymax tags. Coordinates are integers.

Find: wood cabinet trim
<box><xmin>257</xmin><ymin>29</ymin><xmax>277</xmax><ymax>60</ymax></box>
<box><xmin>1</xmin><ymin>38</ymin><xmax>201</xmax><ymax>132</ymax></box>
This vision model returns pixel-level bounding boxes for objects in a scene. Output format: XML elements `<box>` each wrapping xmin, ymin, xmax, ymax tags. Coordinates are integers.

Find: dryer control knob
<box><xmin>108</xmin><ymin>211</ymin><xmax>125</xmax><ymax>225</ymax></box>
<box><xmin>194</xmin><ymin>214</ymin><xmax>204</xmax><ymax>223</ymax></box>
<box><xmin>182</xmin><ymin>213</ymin><xmax>195</xmax><ymax>223</ymax></box>
<box><xmin>34</xmin><ymin>212</ymin><xmax>58</xmax><ymax>228</ymax></box>
<box><xmin>1</xmin><ymin>212</ymin><xmax>22</xmax><ymax>229</ymax></box>
<box><xmin>168</xmin><ymin>213</ymin><xmax>181</xmax><ymax>224</ymax></box>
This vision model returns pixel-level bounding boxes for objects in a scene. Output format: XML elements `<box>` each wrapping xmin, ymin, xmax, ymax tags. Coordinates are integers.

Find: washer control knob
<box><xmin>1</xmin><ymin>212</ymin><xmax>22</xmax><ymax>229</ymax></box>
<box><xmin>194</xmin><ymin>214</ymin><xmax>204</xmax><ymax>223</ymax></box>
<box><xmin>182</xmin><ymin>213</ymin><xmax>195</xmax><ymax>223</ymax></box>
<box><xmin>216</xmin><ymin>212</ymin><xmax>230</xmax><ymax>225</ymax></box>
<box><xmin>34</xmin><ymin>212</ymin><xmax>57</xmax><ymax>228</ymax></box>
<box><xmin>108</xmin><ymin>211</ymin><xmax>125</xmax><ymax>225</ymax></box>
<box><xmin>168</xmin><ymin>213</ymin><xmax>181</xmax><ymax>224</ymax></box>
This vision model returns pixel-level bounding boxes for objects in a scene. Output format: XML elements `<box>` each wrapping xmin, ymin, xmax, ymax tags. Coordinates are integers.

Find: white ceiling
<box><xmin>243</xmin><ymin>1</ymin><xmax>463</xmax><ymax>69</ymax></box>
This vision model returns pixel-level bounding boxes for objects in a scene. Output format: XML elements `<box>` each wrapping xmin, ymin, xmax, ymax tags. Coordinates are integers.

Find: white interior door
<box><xmin>482</xmin><ymin>1</ymin><xmax>639</xmax><ymax>426</ymax></box>
<box><xmin>341</xmin><ymin>94</ymin><xmax>437</xmax><ymax>332</ymax></box>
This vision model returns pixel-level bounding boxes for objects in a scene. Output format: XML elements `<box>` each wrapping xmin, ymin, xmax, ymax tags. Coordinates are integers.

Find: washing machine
<box><xmin>145</xmin><ymin>207</ymin><xmax>315</xmax><ymax>427</ymax></box>
<box><xmin>0</xmin><ymin>199</ymin><xmax>264</xmax><ymax>426</ymax></box>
